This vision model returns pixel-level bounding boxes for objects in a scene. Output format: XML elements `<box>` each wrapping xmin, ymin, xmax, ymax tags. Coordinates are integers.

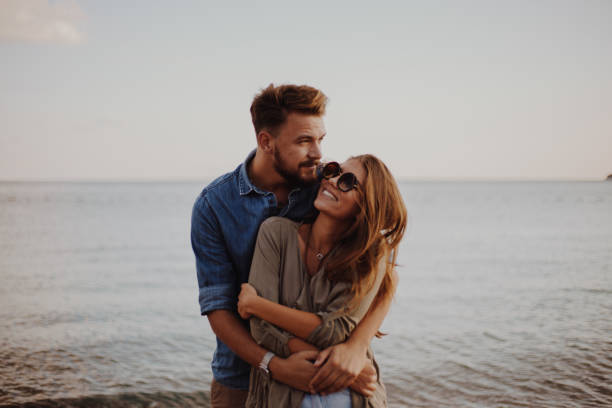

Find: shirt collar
<box><xmin>238</xmin><ymin>149</ymin><xmax>268</xmax><ymax>196</ymax></box>
<box><xmin>238</xmin><ymin>149</ymin><xmax>311</xmax><ymax>198</ymax></box>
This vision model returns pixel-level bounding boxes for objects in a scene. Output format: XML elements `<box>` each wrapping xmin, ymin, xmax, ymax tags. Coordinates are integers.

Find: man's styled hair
<box><xmin>250</xmin><ymin>84</ymin><xmax>328</xmax><ymax>135</ymax></box>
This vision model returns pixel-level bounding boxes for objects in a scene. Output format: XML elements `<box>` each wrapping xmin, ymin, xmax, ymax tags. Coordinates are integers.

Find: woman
<box><xmin>237</xmin><ymin>154</ymin><xmax>407</xmax><ymax>408</ymax></box>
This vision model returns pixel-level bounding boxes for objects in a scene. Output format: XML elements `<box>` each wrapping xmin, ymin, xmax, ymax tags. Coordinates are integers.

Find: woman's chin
<box><xmin>314</xmin><ymin>199</ymin><xmax>355</xmax><ymax>222</ymax></box>
<box><xmin>313</xmin><ymin>197</ymin><xmax>335</xmax><ymax>214</ymax></box>
<box><xmin>313</xmin><ymin>197</ymin><xmax>324</xmax><ymax>213</ymax></box>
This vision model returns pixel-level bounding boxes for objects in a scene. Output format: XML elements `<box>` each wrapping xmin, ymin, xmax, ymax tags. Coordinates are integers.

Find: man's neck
<box><xmin>248</xmin><ymin>150</ymin><xmax>292</xmax><ymax>206</ymax></box>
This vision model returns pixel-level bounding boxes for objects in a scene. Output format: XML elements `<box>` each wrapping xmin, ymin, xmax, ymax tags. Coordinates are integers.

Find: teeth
<box><xmin>322</xmin><ymin>189</ymin><xmax>336</xmax><ymax>201</ymax></box>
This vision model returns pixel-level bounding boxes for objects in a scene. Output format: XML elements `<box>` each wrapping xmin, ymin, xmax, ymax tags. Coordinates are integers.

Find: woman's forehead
<box><xmin>341</xmin><ymin>159</ymin><xmax>365</xmax><ymax>182</ymax></box>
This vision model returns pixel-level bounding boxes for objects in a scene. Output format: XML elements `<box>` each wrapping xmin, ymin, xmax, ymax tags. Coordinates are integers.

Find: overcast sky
<box><xmin>1</xmin><ymin>0</ymin><xmax>611</xmax><ymax>181</ymax></box>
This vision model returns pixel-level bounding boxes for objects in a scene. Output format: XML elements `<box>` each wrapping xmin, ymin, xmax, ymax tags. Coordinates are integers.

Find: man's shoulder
<box><xmin>202</xmin><ymin>168</ymin><xmax>240</xmax><ymax>196</ymax></box>
<box><xmin>194</xmin><ymin>167</ymin><xmax>240</xmax><ymax>208</ymax></box>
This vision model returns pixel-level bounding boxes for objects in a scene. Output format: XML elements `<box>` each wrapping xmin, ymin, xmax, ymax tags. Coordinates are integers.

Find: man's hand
<box><xmin>237</xmin><ymin>283</ymin><xmax>258</xmax><ymax>319</ymax></box>
<box><xmin>309</xmin><ymin>341</ymin><xmax>369</xmax><ymax>395</ymax></box>
<box><xmin>269</xmin><ymin>350</ymin><xmax>319</xmax><ymax>393</ymax></box>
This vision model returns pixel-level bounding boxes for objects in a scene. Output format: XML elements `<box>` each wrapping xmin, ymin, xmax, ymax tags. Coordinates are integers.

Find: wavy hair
<box><xmin>250</xmin><ymin>83</ymin><xmax>328</xmax><ymax>135</ymax></box>
<box><xmin>324</xmin><ymin>154</ymin><xmax>407</xmax><ymax>310</ymax></box>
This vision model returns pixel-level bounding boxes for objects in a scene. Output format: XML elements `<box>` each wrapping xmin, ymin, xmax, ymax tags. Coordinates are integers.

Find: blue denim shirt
<box><xmin>191</xmin><ymin>150</ymin><xmax>318</xmax><ymax>390</ymax></box>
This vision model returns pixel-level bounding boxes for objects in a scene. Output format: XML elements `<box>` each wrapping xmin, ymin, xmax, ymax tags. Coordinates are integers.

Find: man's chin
<box><xmin>298</xmin><ymin>168</ymin><xmax>318</xmax><ymax>186</ymax></box>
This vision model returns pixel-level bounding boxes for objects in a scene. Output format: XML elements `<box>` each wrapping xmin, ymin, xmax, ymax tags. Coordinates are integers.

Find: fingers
<box><xmin>349</xmin><ymin>371</ymin><xmax>377</xmax><ymax>397</ymax></box>
<box><xmin>313</xmin><ymin>347</ymin><xmax>331</xmax><ymax>367</ymax></box>
<box><xmin>358</xmin><ymin>381</ymin><xmax>376</xmax><ymax>397</ymax></box>
<box><xmin>313</xmin><ymin>367</ymin><xmax>342</xmax><ymax>394</ymax></box>
<box><xmin>320</xmin><ymin>372</ymin><xmax>354</xmax><ymax>395</ymax></box>
<box><xmin>363</xmin><ymin>360</ymin><xmax>376</xmax><ymax>375</ymax></box>
<box><xmin>293</xmin><ymin>350</ymin><xmax>319</xmax><ymax>362</ymax></box>
<box><xmin>309</xmin><ymin>360</ymin><xmax>333</xmax><ymax>391</ymax></box>
<box><xmin>239</xmin><ymin>283</ymin><xmax>253</xmax><ymax>296</ymax></box>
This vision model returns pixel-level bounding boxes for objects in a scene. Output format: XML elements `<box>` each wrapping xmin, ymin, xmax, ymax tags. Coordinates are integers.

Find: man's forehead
<box><xmin>284</xmin><ymin>113</ymin><xmax>326</xmax><ymax>135</ymax></box>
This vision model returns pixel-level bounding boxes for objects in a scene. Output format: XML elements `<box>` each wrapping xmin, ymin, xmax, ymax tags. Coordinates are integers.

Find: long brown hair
<box><xmin>324</xmin><ymin>154</ymin><xmax>407</xmax><ymax>309</ymax></box>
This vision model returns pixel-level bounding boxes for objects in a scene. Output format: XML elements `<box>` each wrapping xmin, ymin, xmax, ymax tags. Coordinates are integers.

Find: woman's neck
<box><xmin>309</xmin><ymin>213</ymin><xmax>351</xmax><ymax>253</ymax></box>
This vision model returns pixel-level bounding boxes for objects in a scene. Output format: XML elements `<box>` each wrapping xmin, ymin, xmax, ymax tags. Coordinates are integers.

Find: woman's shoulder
<box><xmin>260</xmin><ymin>216</ymin><xmax>301</xmax><ymax>231</ymax></box>
<box><xmin>257</xmin><ymin>217</ymin><xmax>300</xmax><ymax>250</ymax></box>
<box><xmin>257</xmin><ymin>217</ymin><xmax>300</xmax><ymax>245</ymax></box>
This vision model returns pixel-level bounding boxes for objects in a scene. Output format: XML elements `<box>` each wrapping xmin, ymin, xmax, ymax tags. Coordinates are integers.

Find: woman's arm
<box><xmin>309</xmin><ymin>268</ymin><xmax>398</xmax><ymax>394</ymax></box>
<box><xmin>239</xmin><ymin>283</ymin><xmax>322</xmax><ymax>340</ymax></box>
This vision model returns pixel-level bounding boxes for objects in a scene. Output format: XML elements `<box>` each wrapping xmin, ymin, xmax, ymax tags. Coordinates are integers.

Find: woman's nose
<box><xmin>324</xmin><ymin>175</ymin><xmax>341</xmax><ymax>190</ymax></box>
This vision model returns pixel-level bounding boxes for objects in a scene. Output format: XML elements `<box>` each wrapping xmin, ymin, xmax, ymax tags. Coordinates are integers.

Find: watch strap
<box><xmin>258</xmin><ymin>351</ymin><xmax>275</xmax><ymax>374</ymax></box>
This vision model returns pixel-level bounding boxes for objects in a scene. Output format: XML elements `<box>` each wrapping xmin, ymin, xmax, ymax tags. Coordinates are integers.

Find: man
<box><xmin>191</xmin><ymin>84</ymin><xmax>392</xmax><ymax>407</ymax></box>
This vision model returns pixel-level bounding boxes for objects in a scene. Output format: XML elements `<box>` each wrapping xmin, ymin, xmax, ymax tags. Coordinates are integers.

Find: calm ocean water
<box><xmin>0</xmin><ymin>181</ymin><xmax>611</xmax><ymax>407</ymax></box>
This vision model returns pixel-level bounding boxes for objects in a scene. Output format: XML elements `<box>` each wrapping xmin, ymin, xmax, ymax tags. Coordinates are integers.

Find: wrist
<box><xmin>268</xmin><ymin>355</ymin><xmax>284</xmax><ymax>380</ymax></box>
<box><xmin>247</xmin><ymin>295</ymin><xmax>261</xmax><ymax>317</ymax></box>
<box><xmin>345</xmin><ymin>336</ymin><xmax>369</xmax><ymax>354</ymax></box>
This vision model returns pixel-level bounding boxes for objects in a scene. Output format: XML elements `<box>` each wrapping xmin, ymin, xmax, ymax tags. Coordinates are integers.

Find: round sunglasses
<box><xmin>319</xmin><ymin>161</ymin><xmax>360</xmax><ymax>192</ymax></box>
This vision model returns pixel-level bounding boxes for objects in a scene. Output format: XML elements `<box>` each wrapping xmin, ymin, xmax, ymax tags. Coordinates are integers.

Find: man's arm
<box><xmin>207</xmin><ymin>310</ymin><xmax>318</xmax><ymax>392</ymax></box>
<box><xmin>190</xmin><ymin>195</ymin><xmax>316</xmax><ymax>392</ymax></box>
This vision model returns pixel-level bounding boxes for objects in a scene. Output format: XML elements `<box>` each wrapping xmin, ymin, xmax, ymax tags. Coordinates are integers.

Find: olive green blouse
<box><xmin>245</xmin><ymin>217</ymin><xmax>387</xmax><ymax>408</ymax></box>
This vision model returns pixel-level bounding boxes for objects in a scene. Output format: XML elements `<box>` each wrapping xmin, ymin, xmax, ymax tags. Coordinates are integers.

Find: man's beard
<box><xmin>273</xmin><ymin>149</ymin><xmax>317</xmax><ymax>188</ymax></box>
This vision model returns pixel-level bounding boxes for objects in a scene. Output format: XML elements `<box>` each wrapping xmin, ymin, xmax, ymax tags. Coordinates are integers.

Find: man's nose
<box><xmin>308</xmin><ymin>140</ymin><xmax>323</xmax><ymax>160</ymax></box>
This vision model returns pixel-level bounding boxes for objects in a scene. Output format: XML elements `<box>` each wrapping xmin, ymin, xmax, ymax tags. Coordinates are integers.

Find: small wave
<box><xmin>482</xmin><ymin>331</ymin><xmax>506</xmax><ymax>342</ymax></box>
<box><xmin>0</xmin><ymin>390</ymin><xmax>211</xmax><ymax>408</ymax></box>
<box><xmin>563</xmin><ymin>287</ymin><xmax>612</xmax><ymax>295</ymax></box>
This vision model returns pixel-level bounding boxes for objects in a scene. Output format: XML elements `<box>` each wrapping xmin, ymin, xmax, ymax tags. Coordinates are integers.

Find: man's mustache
<box><xmin>299</xmin><ymin>160</ymin><xmax>320</xmax><ymax>168</ymax></box>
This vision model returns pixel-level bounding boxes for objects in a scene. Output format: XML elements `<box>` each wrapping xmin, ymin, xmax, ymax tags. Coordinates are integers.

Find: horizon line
<box><xmin>1</xmin><ymin>177</ymin><xmax>610</xmax><ymax>183</ymax></box>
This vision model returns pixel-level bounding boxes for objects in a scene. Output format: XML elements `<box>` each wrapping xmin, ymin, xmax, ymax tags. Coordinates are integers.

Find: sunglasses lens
<box><xmin>337</xmin><ymin>173</ymin><xmax>357</xmax><ymax>192</ymax></box>
<box><xmin>322</xmin><ymin>162</ymin><xmax>340</xmax><ymax>179</ymax></box>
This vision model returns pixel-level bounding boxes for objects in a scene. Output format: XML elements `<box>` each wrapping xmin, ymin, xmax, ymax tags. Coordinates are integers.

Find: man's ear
<box><xmin>256</xmin><ymin>130</ymin><xmax>275</xmax><ymax>154</ymax></box>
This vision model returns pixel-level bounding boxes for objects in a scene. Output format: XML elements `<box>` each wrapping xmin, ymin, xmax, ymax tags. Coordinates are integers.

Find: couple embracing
<box><xmin>191</xmin><ymin>84</ymin><xmax>407</xmax><ymax>408</ymax></box>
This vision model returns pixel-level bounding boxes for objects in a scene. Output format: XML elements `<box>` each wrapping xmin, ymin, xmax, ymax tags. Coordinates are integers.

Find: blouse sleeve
<box><xmin>306</xmin><ymin>258</ymin><xmax>387</xmax><ymax>350</ymax></box>
<box><xmin>248</xmin><ymin>219</ymin><xmax>294</xmax><ymax>358</ymax></box>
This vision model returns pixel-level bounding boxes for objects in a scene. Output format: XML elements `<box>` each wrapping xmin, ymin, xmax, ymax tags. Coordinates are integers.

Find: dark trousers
<box><xmin>210</xmin><ymin>378</ymin><xmax>249</xmax><ymax>408</ymax></box>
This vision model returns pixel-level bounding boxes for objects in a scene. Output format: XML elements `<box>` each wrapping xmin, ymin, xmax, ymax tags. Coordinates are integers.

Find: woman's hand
<box><xmin>237</xmin><ymin>283</ymin><xmax>258</xmax><ymax>319</ymax></box>
<box><xmin>309</xmin><ymin>341</ymin><xmax>369</xmax><ymax>394</ymax></box>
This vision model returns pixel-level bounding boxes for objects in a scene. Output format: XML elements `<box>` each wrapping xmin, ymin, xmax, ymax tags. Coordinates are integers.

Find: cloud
<box><xmin>0</xmin><ymin>0</ymin><xmax>85</xmax><ymax>45</ymax></box>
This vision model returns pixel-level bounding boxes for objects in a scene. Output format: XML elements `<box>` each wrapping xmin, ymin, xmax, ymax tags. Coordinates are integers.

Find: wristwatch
<box><xmin>258</xmin><ymin>351</ymin><xmax>275</xmax><ymax>375</ymax></box>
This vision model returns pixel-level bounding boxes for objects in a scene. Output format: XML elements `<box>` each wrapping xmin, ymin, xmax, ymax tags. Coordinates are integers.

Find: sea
<box><xmin>1</xmin><ymin>181</ymin><xmax>611</xmax><ymax>408</ymax></box>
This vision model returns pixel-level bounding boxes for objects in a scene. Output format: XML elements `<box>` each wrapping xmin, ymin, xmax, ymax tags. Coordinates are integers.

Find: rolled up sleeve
<box><xmin>306</xmin><ymin>285</ymin><xmax>358</xmax><ymax>349</ymax></box>
<box><xmin>307</xmin><ymin>259</ymin><xmax>387</xmax><ymax>349</ymax></box>
<box><xmin>250</xmin><ymin>317</ymin><xmax>293</xmax><ymax>358</ymax></box>
<box><xmin>191</xmin><ymin>194</ymin><xmax>237</xmax><ymax>315</ymax></box>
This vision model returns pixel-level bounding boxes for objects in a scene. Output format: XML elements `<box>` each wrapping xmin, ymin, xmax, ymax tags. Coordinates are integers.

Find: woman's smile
<box><xmin>320</xmin><ymin>187</ymin><xmax>337</xmax><ymax>201</ymax></box>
